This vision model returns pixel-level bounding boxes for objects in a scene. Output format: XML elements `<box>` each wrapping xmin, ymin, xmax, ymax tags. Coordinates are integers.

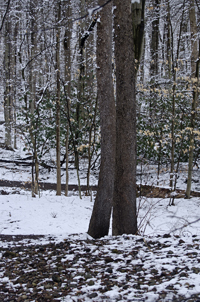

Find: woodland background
<box><xmin>0</xmin><ymin>0</ymin><xmax>199</xmax><ymax>199</ymax></box>
<box><xmin>1</xmin><ymin>2</ymin><xmax>200</xmax><ymax>300</ymax></box>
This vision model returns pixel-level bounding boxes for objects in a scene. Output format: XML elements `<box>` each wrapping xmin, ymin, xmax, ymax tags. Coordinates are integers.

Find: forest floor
<box><xmin>1</xmin><ymin>132</ymin><xmax>200</xmax><ymax>300</ymax></box>
<box><xmin>1</xmin><ymin>233</ymin><xmax>200</xmax><ymax>302</ymax></box>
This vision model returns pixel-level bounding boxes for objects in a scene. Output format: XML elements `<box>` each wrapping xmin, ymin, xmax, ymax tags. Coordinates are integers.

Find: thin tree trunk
<box><xmin>150</xmin><ymin>0</ymin><xmax>160</xmax><ymax>77</ymax></box>
<box><xmin>149</xmin><ymin>0</ymin><xmax>160</xmax><ymax>129</ymax></box>
<box><xmin>132</xmin><ymin>0</ymin><xmax>145</xmax><ymax>73</ymax></box>
<box><xmin>65</xmin><ymin>128</ymin><xmax>69</xmax><ymax>196</ymax></box>
<box><xmin>64</xmin><ymin>0</ymin><xmax>71</xmax><ymax>197</ymax></box>
<box><xmin>186</xmin><ymin>0</ymin><xmax>199</xmax><ymax>198</ymax></box>
<box><xmin>4</xmin><ymin>19</ymin><xmax>12</xmax><ymax>149</ymax></box>
<box><xmin>186</xmin><ymin>67</ymin><xmax>199</xmax><ymax>198</ymax></box>
<box><xmin>166</xmin><ymin>0</ymin><xmax>174</xmax><ymax>189</ymax></box>
<box><xmin>170</xmin><ymin>0</ymin><xmax>185</xmax><ymax>188</ymax></box>
<box><xmin>13</xmin><ymin>22</ymin><xmax>18</xmax><ymax>150</ymax></box>
<box><xmin>56</xmin><ymin>1</ymin><xmax>61</xmax><ymax>196</ymax></box>
<box><xmin>167</xmin><ymin>0</ymin><xmax>172</xmax><ymax>79</ymax></box>
<box><xmin>75</xmin><ymin>0</ymin><xmax>87</xmax><ymax>172</ymax></box>
<box><xmin>88</xmin><ymin>0</ymin><xmax>115</xmax><ymax>239</ymax></box>
<box><xmin>170</xmin><ymin>75</ymin><xmax>176</xmax><ymax>188</ymax></box>
<box><xmin>85</xmin><ymin>0</ymin><xmax>97</xmax><ymax>195</ymax></box>
<box><xmin>30</xmin><ymin>12</ymin><xmax>39</xmax><ymax>195</ymax></box>
<box><xmin>112</xmin><ymin>0</ymin><xmax>137</xmax><ymax>236</ymax></box>
<box><xmin>86</xmin><ymin>98</ymin><xmax>98</xmax><ymax>195</ymax></box>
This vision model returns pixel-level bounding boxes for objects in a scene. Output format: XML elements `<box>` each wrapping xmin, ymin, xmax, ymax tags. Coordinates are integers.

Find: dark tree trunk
<box><xmin>112</xmin><ymin>0</ymin><xmax>137</xmax><ymax>236</ymax></box>
<box><xmin>150</xmin><ymin>0</ymin><xmax>160</xmax><ymax>78</ymax></box>
<box><xmin>132</xmin><ymin>0</ymin><xmax>145</xmax><ymax>73</ymax></box>
<box><xmin>88</xmin><ymin>0</ymin><xmax>115</xmax><ymax>239</ymax></box>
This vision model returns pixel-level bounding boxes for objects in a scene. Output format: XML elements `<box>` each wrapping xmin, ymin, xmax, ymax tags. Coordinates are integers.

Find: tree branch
<box><xmin>80</xmin><ymin>16</ymin><xmax>98</xmax><ymax>53</ymax></box>
<box><xmin>0</xmin><ymin>0</ymin><xmax>11</xmax><ymax>33</ymax></box>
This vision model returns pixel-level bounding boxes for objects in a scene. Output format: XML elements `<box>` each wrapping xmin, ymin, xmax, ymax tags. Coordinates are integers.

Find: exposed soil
<box><xmin>1</xmin><ymin>179</ymin><xmax>200</xmax><ymax>199</ymax></box>
<box><xmin>0</xmin><ymin>234</ymin><xmax>45</xmax><ymax>243</ymax></box>
<box><xmin>0</xmin><ymin>179</ymin><xmax>97</xmax><ymax>193</ymax></box>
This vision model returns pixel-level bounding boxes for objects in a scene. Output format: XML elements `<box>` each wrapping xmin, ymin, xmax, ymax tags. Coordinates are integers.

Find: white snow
<box><xmin>88</xmin><ymin>6</ymin><xmax>101</xmax><ymax>19</ymax></box>
<box><xmin>0</xmin><ymin>191</ymin><xmax>93</xmax><ymax>236</ymax></box>
<box><xmin>1</xmin><ymin>185</ymin><xmax>200</xmax><ymax>301</ymax></box>
<box><xmin>1</xmin><ymin>131</ymin><xmax>200</xmax><ymax>301</ymax></box>
<box><xmin>1</xmin><ymin>189</ymin><xmax>200</xmax><ymax>240</ymax></box>
<box><xmin>131</xmin><ymin>0</ymin><xmax>141</xmax><ymax>4</ymax></box>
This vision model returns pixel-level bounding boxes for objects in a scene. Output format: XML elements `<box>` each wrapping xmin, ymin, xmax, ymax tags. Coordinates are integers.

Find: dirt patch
<box><xmin>1</xmin><ymin>179</ymin><xmax>200</xmax><ymax>198</ymax></box>
<box><xmin>0</xmin><ymin>234</ymin><xmax>45</xmax><ymax>243</ymax></box>
<box><xmin>0</xmin><ymin>179</ymin><xmax>97</xmax><ymax>192</ymax></box>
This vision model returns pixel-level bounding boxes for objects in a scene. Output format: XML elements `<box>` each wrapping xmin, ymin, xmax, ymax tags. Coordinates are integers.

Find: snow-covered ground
<box><xmin>1</xmin><ymin>121</ymin><xmax>200</xmax><ymax>301</ymax></box>
<box><xmin>1</xmin><ymin>146</ymin><xmax>200</xmax><ymax>240</ymax></box>
<box><xmin>1</xmin><ymin>188</ymin><xmax>200</xmax><ymax>239</ymax></box>
<box><xmin>1</xmin><ymin>175</ymin><xmax>200</xmax><ymax>301</ymax></box>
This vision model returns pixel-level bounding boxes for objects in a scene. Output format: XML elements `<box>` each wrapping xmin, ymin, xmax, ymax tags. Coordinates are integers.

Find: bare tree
<box><xmin>63</xmin><ymin>0</ymin><xmax>71</xmax><ymax>196</ymax></box>
<box><xmin>186</xmin><ymin>0</ymin><xmax>199</xmax><ymax>198</ymax></box>
<box><xmin>112</xmin><ymin>0</ymin><xmax>137</xmax><ymax>236</ymax></box>
<box><xmin>56</xmin><ymin>0</ymin><xmax>61</xmax><ymax>196</ymax></box>
<box><xmin>132</xmin><ymin>0</ymin><xmax>145</xmax><ymax>73</ymax></box>
<box><xmin>4</xmin><ymin>17</ymin><xmax>12</xmax><ymax>149</ymax></box>
<box><xmin>88</xmin><ymin>0</ymin><xmax>115</xmax><ymax>239</ymax></box>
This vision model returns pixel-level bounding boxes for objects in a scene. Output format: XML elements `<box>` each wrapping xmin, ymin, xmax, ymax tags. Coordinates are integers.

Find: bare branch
<box><xmin>0</xmin><ymin>0</ymin><xmax>11</xmax><ymax>33</ymax></box>
<box><xmin>170</xmin><ymin>217</ymin><xmax>200</xmax><ymax>234</ymax></box>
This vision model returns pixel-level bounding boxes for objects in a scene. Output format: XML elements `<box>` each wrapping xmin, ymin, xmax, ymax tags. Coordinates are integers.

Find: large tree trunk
<box><xmin>88</xmin><ymin>0</ymin><xmax>115</xmax><ymax>239</ymax></box>
<box><xmin>112</xmin><ymin>0</ymin><xmax>137</xmax><ymax>236</ymax></box>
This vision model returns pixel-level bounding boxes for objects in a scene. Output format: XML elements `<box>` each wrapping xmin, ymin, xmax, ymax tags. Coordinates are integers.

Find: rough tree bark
<box><xmin>88</xmin><ymin>0</ymin><xmax>116</xmax><ymax>239</ymax></box>
<box><xmin>112</xmin><ymin>0</ymin><xmax>137</xmax><ymax>236</ymax></box>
